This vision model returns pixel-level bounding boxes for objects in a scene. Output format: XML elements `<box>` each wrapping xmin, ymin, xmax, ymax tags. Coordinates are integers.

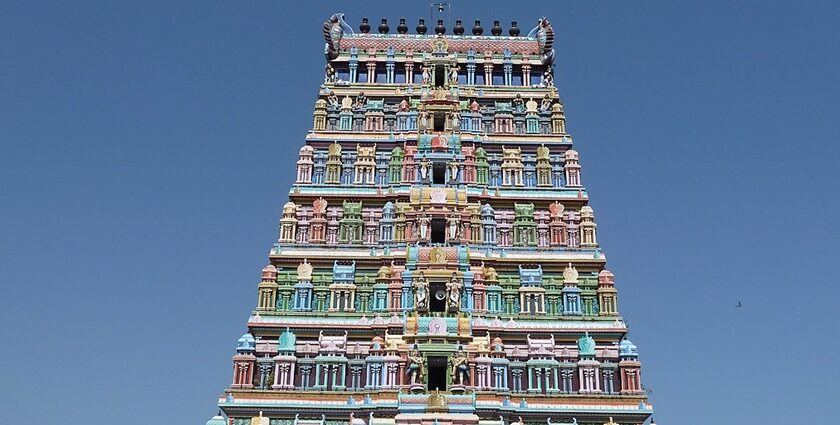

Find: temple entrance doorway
<box><xmin>427</xmin><ymin>356</ymin><xmax>447</xmax><ymax>391</ymax></box>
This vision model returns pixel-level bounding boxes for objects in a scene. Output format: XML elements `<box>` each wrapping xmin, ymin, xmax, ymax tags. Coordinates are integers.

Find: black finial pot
<box><xmin>435</xmin><ymin>19</ymin><xmax>446</xmax><ymax>35</ymax></box>
<box><xmin>453</xmin><ymin>20</ymin><xmax>465</xmax><ymax>35</ymax></box>
<box><xmin>491</xmin><ymin>20</ymin><xmax>502</xmax><ymax>36</ymax></box>
<box><xmin>360</xmin><ymin>17</ymin><xmax>371</xmax><ymax>34</ymax></box>
<box><xmin>397</xmin><ymin>17</ymin><xmax>408</xmax><ymax>34</ymax></box>
<box><xmin>416</xmin><ymin>18</ymin><xmax>427</xmax><ymax>34</ymax></box>
<box><xmin>379</xmin><ymin>18</ymin><xmax>389</xmax><ymax>34</ymax></box>
<box><xmin>472</xmin><ymin>20</ymin><xmax>483</xmax><ymax>35</ymax></box>
<box><xmin>509</xmin><ymin>21</ymin><xmax>520</xmax><ymax>36</ymax></box>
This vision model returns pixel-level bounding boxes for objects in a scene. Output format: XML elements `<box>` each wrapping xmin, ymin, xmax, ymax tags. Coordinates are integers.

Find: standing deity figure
<box><xmin>446</xmin><ymin>272</ymin><xmax>463</xmax><ymax>311</ymax></box>
<box><xmin>418</xmin><ymin>213</ymin><xmax>431</xmax><ymax>241</ymax></box>
<box><xmin>324</xmin><ymin>63</ymin><xmax>336</xmax><ymax>83</ymax></box>
<box><xmin>406</xmin><ymin>347</ymin><xmax>426</xmax><ymax>385</ymax></box>
<box><xmin>450</xmin><ymin>348</ymin><xmax>469</xmax><ymax>385</ymax></box>
<box><xmin>447</xmin><ymin>210</ymin><xmax>460</xmax><ymax>240</ymax></box>
<box><xmin>540</xmin><ymin>93</ymin><xmax>553</xmax><ymax>112</ymax></box>
<box><xmin>422</xmin><ymin>66</ymin><xmax>432</xmax><ymax>85</ymax></box>
<box><xmin>419</xmin><ymin>156</ymin><xmax>430</xmax><ymax>181</ymax></box>
<box><xmin>399</xmin><ymin>98</ymin><xmax>409</xmax><ymax>112</ymax></box>
<box><xmin>418</xmin><ymin>110</ymin><xmax>430</xmax><ymax>133</ymax></box>
<box><xmin>448</xmin><ymin>66</ymin><xmax>460</xmax><ymax>84</ymax></box>
<box><xmin>447</xmin><ymin>155</ymin><xmax>459</xmax><ymax>182</ymax></box>
<box><xmin>413</xmin><ymin>272</ymin><xmax>429</xmax><ymax>310</ymax></box>
<box><xmin>450</xmin><ymin>111</ymin><xmax>461</xmax><ymax>130</ymax></box>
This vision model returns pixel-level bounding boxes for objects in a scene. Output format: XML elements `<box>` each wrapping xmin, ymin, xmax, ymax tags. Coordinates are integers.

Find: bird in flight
<box><xmin>735</xmin><ymin>301</ymin><xmax>742</xmax><ymax>308</ymax></box>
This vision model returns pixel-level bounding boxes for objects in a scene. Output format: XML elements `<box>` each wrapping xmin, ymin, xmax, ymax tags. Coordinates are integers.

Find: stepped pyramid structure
<box><xmin>205</xmin><ymin>12</ymin><xmax>654</xmax><ymax>425</ymax></box>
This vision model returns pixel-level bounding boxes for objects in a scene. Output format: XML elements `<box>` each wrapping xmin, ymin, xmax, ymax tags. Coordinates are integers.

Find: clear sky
<box><xmin>1</xmin><ymin>1</ymin><xmax>838</xmax><ymax>424</ymax></box>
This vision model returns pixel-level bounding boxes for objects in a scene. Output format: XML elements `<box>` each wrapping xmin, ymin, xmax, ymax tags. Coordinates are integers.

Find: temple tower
<box><xmin>205</xmin><ymin>11</ymin><xmax>655</xmax><ymax>425</ymax></box>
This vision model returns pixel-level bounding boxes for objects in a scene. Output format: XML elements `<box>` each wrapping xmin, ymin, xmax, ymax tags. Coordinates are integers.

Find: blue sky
<box><xmin>1</xmin><ymin>1</ymin><xmax>838</xmax><ymax>423</ymax></box>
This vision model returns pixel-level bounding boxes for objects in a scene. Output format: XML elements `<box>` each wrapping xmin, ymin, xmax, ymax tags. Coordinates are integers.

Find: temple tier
<box><xmin>207</xmin><ymin>13</ymin><xmax>654</xmax><ymax>425</ymax></box>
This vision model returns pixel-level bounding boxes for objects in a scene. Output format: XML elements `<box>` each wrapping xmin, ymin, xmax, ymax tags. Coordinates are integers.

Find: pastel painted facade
<box><xmin>205</xmin><ymin>12</ymin><xmax>655</xmax><ymax>425</ymax></box>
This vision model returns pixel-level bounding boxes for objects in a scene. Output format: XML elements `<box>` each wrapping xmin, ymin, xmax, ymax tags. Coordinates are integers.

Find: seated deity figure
<box><xmin>355</xmin><ymin>92</ymin><xmax>367</xmax><ymax>109</ymax></box>
<box><xmin>512</xmin><ymin>93</ymin><xmax>525</xmax><ymax>113</ymax></box>
<box><xmin>450</xmin><ymin>348</ymin><xmax>469</xmax><ymax>385</ymax></box>
<box><xmin>398</xmin><ymin>98</ymin><xmax>409</xmax><ymax>112</ymax></box>
<box><xmin>469</xmin><ymin>99</ymin><xmax>480</xmax><ymax>113</ymax></box>
<box><xmin>413</xmin><ymin>272</ymin><xmax>429</xmax><ymax>310</ymax></box>
<box><xmin>327</xmin><ymin>90</ymin><xmax>339</xmax><ymax>109</ymax></box>
<box><xmin>540</xmin><ymin>93</ymin><xmax>553</xmax><ymax>112</ymax></box>
<box><xmin>446</xmin><ymin>272</ymin><xmax>463</xmax><ymax>311</ymax></box>
<box><xmin>406</xmin><ymin>347</ymin><xmax>426</xmax><ymax>385</ymax></box>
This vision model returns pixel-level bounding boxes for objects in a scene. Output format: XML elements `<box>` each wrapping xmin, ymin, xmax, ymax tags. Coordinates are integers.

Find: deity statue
<box><xmin>540</xmin><ymin>93</ymin><xmax>553</xmax><ymax>112</ymax></box>
<box><xmin>447</xmin><ymin>155</ymin><xmax>459</xmax><ymax>182</ymax></box>
<box><xmin>418</xmin><ymin>110</ymin><xmax>430</xmax><ymax>133</ymax></box>
<box><xmin>469</xmin><ymin>99</ymin><xmax>480</xmax><ymax>113</ymax></box>
<box><xmin>446</xmin><ymin>272</ymin><xmax>463</xmax><ymax>311</ymax></box>
<box><xmin>422</xmin><ymin>66</ymin><xmax>431</xmax><ymax>85</ymax></box>
<box><xmin>355</xmin><ymin>92</ymin><xmax>367</xmax><ymax>109</ymax></box>
<box><xmin>447</xmin><ymin>210</ymin><xmax>460</xmax><ymax>240</ymax></box>
<box><xmin>450</xmin><ymin>348</ymin><xmax>469</xmax><ymax>385</ymax></box>
<box><xmin>542</xmin><ymin>69</ymin><xmax>554</xmax><ymax>88</ymax></box>
<box><xmin>448</xmin><ymin>66</ymin><xmax>460</xmax><ymax>84</ymax></box>
<box><xmin>324</xmin><ymin>63</ymin><xmax>336</xmax><ymax>83</ymax></box>
<box><xmin>419</xmin><ymin>156</ymin><xmax>430</xmax><ymax>181</ymax></box>
<box><xmin>512</xmin><ymin>93</ymin><xmax>525</xmax><ymax>113</ymax></box>
<box><xmin>418</xmin><ymin>213</ymin><xmax>431</xmax><ymax>241</ymax></box>
<box><xmin>399</xmin><ymin>98</ymin><xmax>409</xmax><ymax>112</ymax></box>
<box><xmin>326</xmin><ymin>90</ymin><xmax>339</xmax><ymax>109</ymax></box>
<box><xmin>450</xmin><ymin>111</ymin><xmax>461</xmax><ymax>130</ymax></box>
<box><xmin>413</xmin><ymin>272</ymin><xmax>429</xmax><ymax>310</ymax></box>
<box><xmin>405</xmin><ymin>347</ymin><xmax>426</xmax><ymax>385</ymax></box>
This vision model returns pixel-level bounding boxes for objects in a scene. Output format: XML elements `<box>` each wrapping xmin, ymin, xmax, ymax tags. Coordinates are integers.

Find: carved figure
<box><xmin>450</xmin><ymin>348</ymin><xmax>469</xmax><ymax>385</ymax></box>
<box><xmin>418</xmin><ymin>110</ymin><xmax>430</xmax><ymax>133</ymax></box>
<box><xmin>419</xmin><ymin>156</ymin><xmax>430</xmax><ymax>180</ymax></box>
<box><xmin>327</xmin><ymin>90</ymin><xmax>339</xmax><ymax>108</ymax></box>
<box><xmin>527</xmin><ymin>17</ymin><xmax>555</xmax><ymax>66</ymax></box>
<box><xmin>542</xmin><ymin>69</ymin><xmax>554</xmax><ymax>88</ymax></box>
<box><xmin>447</xmin><ymin>155</ymin><xmax>459</xmax><ymax>182</ymax></box>
<box><xmin>448</xmin><ymin>66</ymin><xmax>460</xmax><ymax>84</ymax></box>
<box><xmin>470</xmin><ymin>99</ymin><xmax>480</xmax><ymax>113</ymax></box>
<box><xmin>413</xmin><ymin>272</ymin><xmax>429</xmax><ymax>310</ymax></box>
<box><xmin>512</xmin><ymin>94</ymin><xmax>525</xmax><ymax>112</ymax></box>
<box><xmin>355</xmin><ymin>92</ymin><xmax>367</xmax><ymax>109</ymax></box>
<box><xmin>399</xmin><ymin>98</ymin><xmax>409</xmax><ymax>112</ymax></box>
<box><xmin>406</xmin><ymin>347</ymin><xmax>426</xmax><ymax>385</ymax></box>
<box><xmin>446</xmin><ymin>272</ymin><xmax>463</xmax><ymax>311</ymax></box>
<box><xmin>447</xmin><ymin>211</ymin><xmax>460</xmax><ymax>240</ymax></box>
<box><xmin>422</xmin><ymin>66</ymin><xmax>431</xmax><ymax>85</ymax></box>
<box><xmin>540</xmin><ymin>94</ymin><xmax>553</xmax><ymax>112</ymax></box>
<box><xmin>450</xmin><ymin>111</ymin><xmax>461</xmax><ymax>130</ymax></box>
<box><xmin>418</xmin><ymin>213</ymin><xmax>431</xmax><ymax>240</ymax></box>
<box><xmin>324</xmin><ymin>63</ymin><xmax>336</xmax><ymax>83</ymax></box>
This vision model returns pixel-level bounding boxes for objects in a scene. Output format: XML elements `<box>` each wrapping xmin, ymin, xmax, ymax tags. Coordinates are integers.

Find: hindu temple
<box><xmin>204</xmin><ymin>11</ymin><xmax>655</xmax><ymax>425</ymax></box>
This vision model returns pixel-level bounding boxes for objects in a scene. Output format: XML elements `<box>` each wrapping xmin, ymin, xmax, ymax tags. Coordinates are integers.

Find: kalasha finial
<box><xmin>379</xmin><ymin>18</ymin><xmax>389</xmax><ymax>34</ymax></box>
<box><xmin>397</xmin><ymin>17</ymin><xmax>408</xmax><ymax>34</ymax></box>
<box><xmin>416</xmin><ymin>18</ymin><xmax>427</xmax><ymax>34</ymax></box>
<box><xmin>509</xmin><ymin>21</ymin><xmax>520</xmax><ymax>36</ymax></box>
<box><xmin>491</xmin><ymin>20</ymin><xmax>502</xmax><ymax>36</ymax></box>
<box><xmin>453</xmin><ymin>20</ymin><xmax>464</xmax><ymax>35</ymax></box>
<box><xmin>472</xmin><ymin>20</ymin><xmax>483</xmax><ymax>35</ymax></box>
<box><xmin>435</xmin><ymin>19</ymin><xmax>446</xmax><ymax>35</ymax></box>
<box><xmin>359</xmin><ymin>17</ymin><xmax>371</xmax><ymax>34</ymax></box>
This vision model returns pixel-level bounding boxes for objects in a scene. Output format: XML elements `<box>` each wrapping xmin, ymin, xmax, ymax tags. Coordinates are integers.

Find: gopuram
<box><xmin>204</xmin><ymin>12</ymin><xmax>655</xmax><ymax>425</ymax></box>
